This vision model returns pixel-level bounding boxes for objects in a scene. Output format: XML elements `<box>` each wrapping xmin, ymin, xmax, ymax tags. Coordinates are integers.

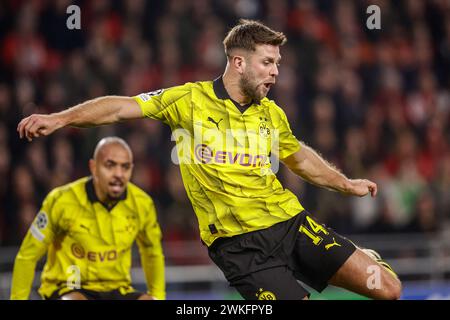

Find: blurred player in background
<box><xmin>10</xmin><ymin>137</ymin><xmax>165</xmax><ymax>300</ymax></box>
<box><xmin>17</xmin><ymin>20</ymin><xmax>401</xmax><ymax>300</ymax></box>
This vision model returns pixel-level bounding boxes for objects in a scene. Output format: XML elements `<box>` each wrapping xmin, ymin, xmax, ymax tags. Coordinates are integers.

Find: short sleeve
<box><xmin>134</xmin><ymin>83</ymin><xmax>192</xmax><ymax>127</ymax></box>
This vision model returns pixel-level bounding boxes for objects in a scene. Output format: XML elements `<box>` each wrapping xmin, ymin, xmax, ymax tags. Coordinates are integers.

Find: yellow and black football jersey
<box><xmin>134</xmin><ymin>77</ymin><xmax>304</xmax><ymax>246</ymax></box>
<box><xmin>10</xmin><ymin>177</ymin><xmax>165</xmax><ymax>300</ymax></box>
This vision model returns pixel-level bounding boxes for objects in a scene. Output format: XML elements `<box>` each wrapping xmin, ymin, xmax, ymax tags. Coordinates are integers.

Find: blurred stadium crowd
<box><xmin>0</xmin><ymin>0</ymin><xmax>449</xmax><ymax>257</ymax></box>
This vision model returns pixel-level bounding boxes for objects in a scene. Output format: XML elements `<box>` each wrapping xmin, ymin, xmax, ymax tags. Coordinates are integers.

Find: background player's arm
<box><xmin>281</xmin><ymin>141</ymin><xmax>377</xmax><ymax>197</ymax></box>
<box><xmin>136</xmin><ymin>200</ymin><xmax>166</xmax><ymax>300</ymax></box>
<box><xmin>10</xmin><ymin>232</ymin><xmax>50</xmax><ymax>300</ymax></box>
<box><xmin>10</xmin><ymin>204</ymin><xmax>57</xmax><ymax>300</ymax></box>
<box><xmin>17</xmin><ymin>96</ymin><xmax>142</xmax><ymax>141</ymax></box>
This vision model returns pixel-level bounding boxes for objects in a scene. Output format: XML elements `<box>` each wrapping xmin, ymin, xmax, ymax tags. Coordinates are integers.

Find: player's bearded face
<box><xmin>239</xmin><ymin>45</ymin><xmax>279</xmax><ymax>102</ymax></box>
<box><xmin>240</xmin><ymin>68</ymin><xmax>265</xmax><ymax>102</ymax></box>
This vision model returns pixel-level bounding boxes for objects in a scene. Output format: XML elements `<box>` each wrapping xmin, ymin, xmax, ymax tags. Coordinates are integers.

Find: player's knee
<box><xmin>383</xmin><ymin>275</ymin><xmax>402</xmax><ymax>300</ymax></box>
<box><xmin>390</xmin><ymin>278</ymin><xmax>402</xmax><ymax>300</ymax></box>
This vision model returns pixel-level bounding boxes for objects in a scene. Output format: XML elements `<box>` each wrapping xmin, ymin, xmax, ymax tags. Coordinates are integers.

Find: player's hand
<box><xmin>17</xmin><ymin>114</ymin><xmax>62</xmax><ymax>142</ymax></box>
<box><xmin>345</xmin><ymin>179</ymin><xmax>377</xmax><ymax>197</ymax></box>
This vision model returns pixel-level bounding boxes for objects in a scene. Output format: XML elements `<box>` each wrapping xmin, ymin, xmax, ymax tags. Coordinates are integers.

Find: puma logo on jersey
<box><xmin>325</xmin><ymin>237</ymin><xmax>342</xmax><ymax>250</ymax></box>
<box><xmin>207</xmin><ymin>117</ymin><xmax>223</xmax><ymax>129</ymax></box>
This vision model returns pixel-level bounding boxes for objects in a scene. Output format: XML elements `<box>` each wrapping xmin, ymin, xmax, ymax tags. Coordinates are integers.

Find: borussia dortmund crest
<box><xmin>256</xmin><ymin>288</ymin><xmax>276</xmax><ymax>300</ymax></box>
<box><xmin>258</xmin><ymin>117</ymin><xmax>270</xmax><ymax>138</ymax></box>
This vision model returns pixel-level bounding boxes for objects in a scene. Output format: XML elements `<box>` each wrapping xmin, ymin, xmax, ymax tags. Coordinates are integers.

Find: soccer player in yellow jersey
<box><xmin>17</xmin><ymin>19</ymin><xmax>401</xmax><ymax>300</ymax></box>
<box><xmin>10</xmin><ymin>137</ymin><xmax>165</xmax><ymax>300</ymax></box>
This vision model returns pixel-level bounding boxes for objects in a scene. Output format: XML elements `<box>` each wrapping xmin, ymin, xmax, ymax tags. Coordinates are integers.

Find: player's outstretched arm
<box><xmin>17</xmin><ymin>96</ymin><xmax>142</xmax><ymax>141</ymax></box>
<box><xmin>281</xmin><ymin>141</ymin><xmax>377</xmax><ymax>197</ymax></box>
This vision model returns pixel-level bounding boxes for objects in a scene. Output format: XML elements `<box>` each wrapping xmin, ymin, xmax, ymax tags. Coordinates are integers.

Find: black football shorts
<box><xmin>208</xmin><ymin>210</ymin><xmax>356</xmax><ymax>300</ymax></box>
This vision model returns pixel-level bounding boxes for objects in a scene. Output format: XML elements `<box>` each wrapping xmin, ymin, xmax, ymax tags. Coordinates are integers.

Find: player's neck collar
<box><xmin>85</xmin><ymin>177</ymin><xmax>127</xmax><ymax>211</ymax></box>
<box><xmin>213</xmin><ymin>76</ymin><xmax>257</xmax><ymax>111</ymax></box>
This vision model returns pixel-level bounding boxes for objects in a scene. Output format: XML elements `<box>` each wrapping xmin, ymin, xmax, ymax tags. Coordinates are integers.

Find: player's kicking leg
<box><xmin>328</xmin><ymin>247</ymin><xmax>402</xmax><ymax>300</ymax></box>
<box><xmin>293</xmin><ymin>211</ymin><xmax>401</xmax><ymax>300</ymax></box>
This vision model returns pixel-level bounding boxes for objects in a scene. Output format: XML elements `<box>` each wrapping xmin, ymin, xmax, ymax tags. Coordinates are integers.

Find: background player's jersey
<box><xmin>134</xmin><ymin>78</ymin><xmax>304</xmax><ymax>246</ymax></box>
<box><xmin>10</xmin><ymin>177</ymin><xmax>165</xmax><ymax>300</ymax></box>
